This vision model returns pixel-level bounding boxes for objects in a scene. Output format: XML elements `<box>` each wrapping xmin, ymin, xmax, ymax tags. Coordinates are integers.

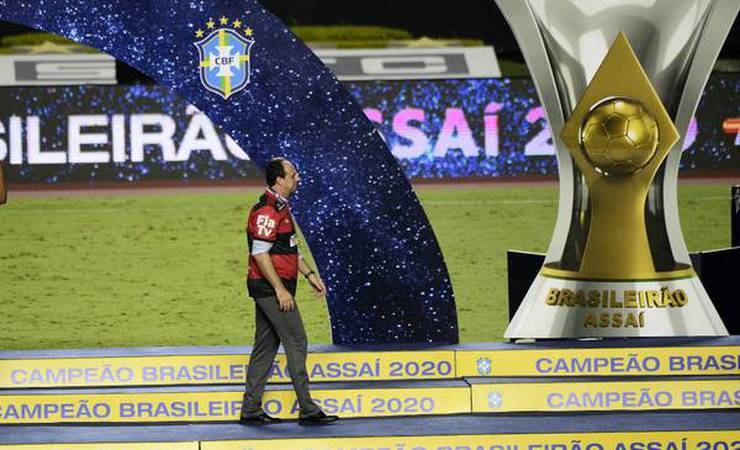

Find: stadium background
<box><xmin>0</xmin><ymin>0</ymin><xmax>738</xmax><ymax>349</ymax></box>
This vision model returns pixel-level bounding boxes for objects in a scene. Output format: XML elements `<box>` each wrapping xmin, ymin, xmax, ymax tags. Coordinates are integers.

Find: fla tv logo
<box><xmin>194</xmin><ymin>16</ymin><xmax>255</xmax><ymax>100</ymax></box>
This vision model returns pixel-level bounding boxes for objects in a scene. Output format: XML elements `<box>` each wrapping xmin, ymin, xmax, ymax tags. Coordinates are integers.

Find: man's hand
<box><xmin>307</xmin><ymin>273</ymin><xmax>326</xmax><ymax>296</ymax></box>
<box><xmin>253</xmin><ymin>252</ymin><xmax>293</xmax><ymax>310</ymax></box>
<box><xmin>276</xmin><ymin>288</ymin><xmax>295</xmax><ymax>311</ymax></box>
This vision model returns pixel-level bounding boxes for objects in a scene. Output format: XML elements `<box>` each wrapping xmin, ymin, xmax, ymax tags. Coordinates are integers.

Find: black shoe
<box><xmin>298</xmin><ymin>410</ymin><xmax>339</xmax><ymax>426</ymax></box>
<box><xmin>239</xmin><ymin>411</ymin><xmax>282</xmax><ymax>425</ymax></box>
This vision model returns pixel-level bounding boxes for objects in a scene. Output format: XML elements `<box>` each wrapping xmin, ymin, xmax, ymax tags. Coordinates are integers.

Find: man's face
<box><xmin>278</xmin><ymin>161</ymin><xmax>300</xmax><ymax>196</ymax></box>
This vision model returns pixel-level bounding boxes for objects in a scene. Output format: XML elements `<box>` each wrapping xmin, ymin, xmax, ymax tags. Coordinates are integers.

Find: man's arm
<box><xmin>0</xmin><ymin>163</ymin><xmax>6</xmax><ymax>205</ymax></box>
<box><xmin>298</xmin><ymin>258</ymin><xmax>326</xmax><ymax>296</ymax></box>
<box><xmin>253</xmin><ymin>252</ymin><xmax>295</xmax><ymax>311</ymax></box>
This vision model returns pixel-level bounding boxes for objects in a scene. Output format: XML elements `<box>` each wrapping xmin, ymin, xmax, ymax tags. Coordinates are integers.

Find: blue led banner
<box><xmin>2</xmin><ymin>75</ymin><xmax>737</xmax><ymax>183</ymax></box>
<box><xmin>0</xmin><ymin>87</ymin><xmax>261</xmax><ymax>183</ymax></box>
<box><xmin>352</xmin><ymin>74</ymin><xmax>739</xmax><ymax>176</ymax></box>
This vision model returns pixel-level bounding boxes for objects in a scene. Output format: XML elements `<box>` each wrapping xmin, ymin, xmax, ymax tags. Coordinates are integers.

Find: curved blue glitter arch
<box><xmin>0</xmin><ymin>0</ymin><xmax>458</xmax><ymax>345</ymax></box>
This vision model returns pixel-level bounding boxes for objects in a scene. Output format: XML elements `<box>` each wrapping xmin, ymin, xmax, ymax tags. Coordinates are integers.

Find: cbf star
<box><xmin>193</xmin><ymin>15</ymin><xmax>255</xmax><ymax>100</ymax></box>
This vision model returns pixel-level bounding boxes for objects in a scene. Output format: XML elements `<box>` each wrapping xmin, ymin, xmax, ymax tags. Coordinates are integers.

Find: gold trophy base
<box><xmin>541</xmin><ymin>263</ymin><xmax>696</xmax><ymax>282</ymax></box>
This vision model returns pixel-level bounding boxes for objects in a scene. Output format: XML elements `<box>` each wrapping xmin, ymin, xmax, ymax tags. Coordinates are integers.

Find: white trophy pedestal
<box><xmin>504</xmin><ymin>272</ymin><xmax>729</xmax><ymax>339</ymax></box>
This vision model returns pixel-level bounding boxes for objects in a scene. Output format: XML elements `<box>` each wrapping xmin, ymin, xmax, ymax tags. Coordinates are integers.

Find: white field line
<box><xmin>1</xmin><ymin>196</ymin><xmax>731</xmax><ymax>215</ymax></box>
<box><xmin>685</xmin><ymin>196</ymin><xmax>732</xmax><ymax>201</ymax></box>
<box><xmin>0</xmin><ymin>205</ymin><xmax>243</xmax><ymax>215</ymax></box>
<box><xmin>422</xmin><ymin>196</ymin><xmax>733</xmax><ymax>205</ymax></box>
<box><xmin>422</xmin><ymin>199</ymin><xmax>553</xmax><ymax>205</ymax></box>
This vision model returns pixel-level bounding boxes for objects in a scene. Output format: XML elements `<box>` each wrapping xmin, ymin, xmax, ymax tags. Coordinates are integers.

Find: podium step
<box><xmin>0</xmin><ymin>345</ymin><xmax>457</xmax><ymax>388</ymax></box>
<box><xmin>0</xmin><ymin>380</ymin><xmax>471</xmax><ymax>424</ymax></box>
<box><xmin>456</xmin><ymin>336</ymin><xmax>740</xmax><ymax>377</ymax></box>
<box><xmin>1</xmin><ymin>337</ymin><xmax>737</xmax><ymax>389</ymax></box>
<box><xmin>469</xmin><ymin>375</ymin><xmax>740</xmax><ymax>413</ymax></box>
<box><xmin>0</xmin><ymin>411</ymin><xmax>738</xmax><ymax>448</ymax></box>
<box><xmin>1</xmin><ymin>375</ymin><xmax>737</xmax><ymax>425</ymax></box>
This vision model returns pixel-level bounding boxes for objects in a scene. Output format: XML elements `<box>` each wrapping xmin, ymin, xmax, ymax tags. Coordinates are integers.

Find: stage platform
<box><xmin>1</xmin><ymin>375</ymin><xmax>737</xmax><ymax>424</ymax></box>
<box><xmin>1</xmin><ymin>337</ymin><xmax>737</xmax><ymax>388</ymax></box>
<box><xmin>0</xmin><ymin>411</ymin><xmax>738</xmax><ymax>447</ymax></box>
<box><xmin>0</xmin><ymin>337</ymin><xmax>737</xmax><ymax>445</ymax></box>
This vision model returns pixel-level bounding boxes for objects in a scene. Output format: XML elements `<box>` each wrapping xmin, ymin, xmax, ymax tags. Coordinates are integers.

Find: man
<box><xmin>240</xmin><ymin>157</ymin><xmax>339</xmax><ymax>426</ymax></box>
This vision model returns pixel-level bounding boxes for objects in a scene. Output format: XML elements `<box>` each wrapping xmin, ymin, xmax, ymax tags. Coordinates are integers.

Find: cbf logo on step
<box><xmin>194</xmin><ymin>16</ymin><xmax>255</xmax><ymax>99</ymax></box>
<box><xmin>476</xmin><ymin>357</ymin><xmax>492</xmax><ymax>376</ymax></box>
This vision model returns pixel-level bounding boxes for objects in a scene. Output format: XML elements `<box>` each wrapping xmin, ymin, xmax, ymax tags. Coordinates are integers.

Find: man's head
<box><xmin>265</xmin><ymin>157</ymin><xmax>300</xmax><ymax>198</ymax></box>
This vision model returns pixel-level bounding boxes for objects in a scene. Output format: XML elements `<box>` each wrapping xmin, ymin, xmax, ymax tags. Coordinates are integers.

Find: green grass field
<box><xmin>0</xmin><ymin>182</ymin><xmax>734</xmax><ymax>350</ymax></box>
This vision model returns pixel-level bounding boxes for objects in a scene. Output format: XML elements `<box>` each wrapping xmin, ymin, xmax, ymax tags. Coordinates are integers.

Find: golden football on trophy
<box><xmin>579</xmin><ymin>97</ymin><xmax>658</xmax><ymax>176</ymax></box>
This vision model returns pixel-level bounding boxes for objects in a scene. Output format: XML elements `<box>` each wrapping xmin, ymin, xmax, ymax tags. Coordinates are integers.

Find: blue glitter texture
<box><xmin>0</xmin><ymin>0</ymin><xmax>458</xmax><ymax>345</ymax></box>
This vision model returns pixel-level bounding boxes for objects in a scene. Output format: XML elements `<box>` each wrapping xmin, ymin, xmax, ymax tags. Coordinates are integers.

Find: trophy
<box><xmin>498</xmin><ymin>0</ymin><xmax>738</xmax><ymax>338</ymax></box>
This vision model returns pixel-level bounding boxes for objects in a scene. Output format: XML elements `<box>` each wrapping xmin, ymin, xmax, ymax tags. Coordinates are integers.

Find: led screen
<box><xmin>1</xmin><ymin>74</ymin><xmax>737</xmax><ymax>183</ymax></box>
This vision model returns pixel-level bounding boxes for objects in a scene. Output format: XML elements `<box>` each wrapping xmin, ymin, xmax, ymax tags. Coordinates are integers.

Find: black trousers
<box><xmin>241</xmin><ymin>295</ymin><xmax>321</xmax><ymax>417</ymax></box>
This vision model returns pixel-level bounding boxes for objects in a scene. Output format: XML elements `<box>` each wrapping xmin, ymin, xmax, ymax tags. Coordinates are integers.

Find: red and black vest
<box><xmin>246</xmin><ymin>189</ymin><xmax>299</xmax><ymax>298</ymax></box>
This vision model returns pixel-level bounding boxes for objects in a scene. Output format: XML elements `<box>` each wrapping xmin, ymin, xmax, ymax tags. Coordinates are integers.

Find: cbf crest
<box><xmin>194</xmin><ymin>16</ymin><xmax>255</xmax><ymax>100</ymax></box>
<box><xmin>476</xmin><ymin>357</ymin><xmax>492</xmax><ymax>376</ymax></box>
<box><xmin>487</xmin><ymin>391</ymin><xmax>503</xmax><ymax>409</ymax></box>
